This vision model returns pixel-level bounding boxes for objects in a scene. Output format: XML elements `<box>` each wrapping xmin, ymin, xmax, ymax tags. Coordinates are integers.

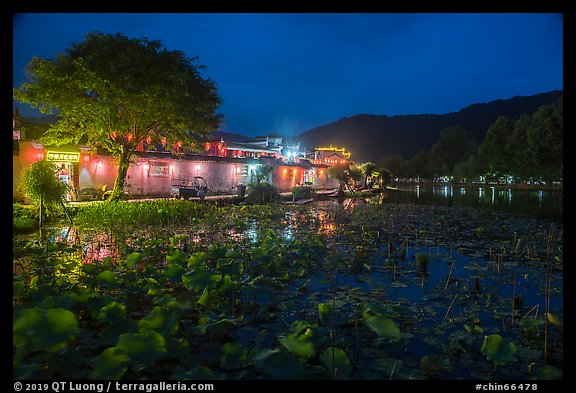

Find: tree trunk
<box><xmin>108</xmin><ymin>150</ymin><xmax>131</xmax><ymax>202</ymax></box>
<box><xmin>39</xmin><ymin>193</ymin><xmax>44</xmax><ymax>227</ymax></box>
<box><xmin>60</xmin><ymin>200</ymin><xmax>73</xmax><ymax>224</ymax></box>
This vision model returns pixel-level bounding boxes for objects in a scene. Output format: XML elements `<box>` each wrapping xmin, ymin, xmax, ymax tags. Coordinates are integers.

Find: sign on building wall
<box><xmin>149</xmin><ymin>161</ymin><xmax>170</xmax><ymax>177</ymax></box>
<box><xmin>46</xmin><ymin>151</ymin><xmax>80</xmax><ymax>162</ymax></box>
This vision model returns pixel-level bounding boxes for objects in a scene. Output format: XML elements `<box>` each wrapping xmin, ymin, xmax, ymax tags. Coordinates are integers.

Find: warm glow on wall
<box><xmin>97</xmin><ymin>161</ymin><xmax>103</xmax><ymax>169</ymax></box>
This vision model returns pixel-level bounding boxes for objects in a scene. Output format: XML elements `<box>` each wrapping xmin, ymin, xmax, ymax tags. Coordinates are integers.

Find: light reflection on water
<box><xmin>47</xmin><ymin>184</ymin><xmax>561</xmax><ymax>265</ymax></box>
<box><xmin>385</xmin><ymin>185</ymin><xmax>562</xmax><ymax>221</ymax></box>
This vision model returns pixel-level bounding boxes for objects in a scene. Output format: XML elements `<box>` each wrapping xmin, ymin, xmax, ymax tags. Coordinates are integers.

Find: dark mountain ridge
<box><xmin>15</xmin><ymin>90</ymin><xmax>562</xmax><ymax>163</ymax></box>
<box><xmin>296</xmin><ymin>90</ymin><xmax>563</xmax><ymax>163</ymax></box>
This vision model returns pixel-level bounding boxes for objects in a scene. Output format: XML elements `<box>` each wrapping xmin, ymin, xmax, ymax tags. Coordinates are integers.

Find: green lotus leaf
<box><xmin>138</xmin><ymin>306</ymin><xmax>179</xmax><ymax>336</ymax></box>
<box><xmin>14</xmin><ymin>307</ymin><xmax>79</xmax><ymax>353</ymax></box>
<box><xmin>90</xmin><ymin>347</ymin><xmax>130</xmax><ymax>379</ymax></box>
<box><xmin>124</xmin><ymin>252</ymin><xmax>143</xmax><ymax>269</ymax></box>
<box><xmin>280</xmin><ymin>329</ymin><xmax>316</xmax><ymax>359</ymax></box>
<box><xmin>420</xmin><ymin>354</ymin><xmax>450</xmax><ymax>373</ymax></box>
<box><xmin>319</xmin><ymin>347</ymin><xmax>352</xmax><ymax>379</ymax></box>
<box><xmin>364</xmin><ymin>315</ymin><xmax>401</xmax><ymax>339</ymax></box>
<box><xmin>318</xmin><ymin>303</ymin><xmax>332</xmax><ymax>326</ymax></box>
<box><xmin>96</xmin><ymin>270</ymin><xmax>120</xmax><ymax>288</ymax></box>
<box><xmin>220</xmin><ymin>342</ymin><xmax>248</xmax><ymax>370</ymax></box>
<box><xmin>116</xmin><ymin>330</ymin><xmax>167</xmax><ymax>364</ymax></box>
<box><xmin>251</xmin><ymin>348</ymin><xmax>305</xmax><ymax>379</ymax></box>
<box><xmin>481</xmin><ymin>334</ymin><xmax>517</xmax><ymax>366</ymax></box>
<box><xmin>464</xmin><ymin>324</ymin><xmax>484</xmax><ymax>334</ymax></box>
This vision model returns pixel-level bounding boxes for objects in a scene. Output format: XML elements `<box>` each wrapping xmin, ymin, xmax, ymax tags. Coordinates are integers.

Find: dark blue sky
<box><xmin>13</xmin><ymin>13</ymin><xmax>563</xmax><ymax>138</ymax></box>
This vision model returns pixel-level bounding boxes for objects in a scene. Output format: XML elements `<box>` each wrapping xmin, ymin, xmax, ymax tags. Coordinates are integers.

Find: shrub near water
<box><xmin>23</xmin><ymin>160</ymin><xmax>68</xmax><ymax>206</ymax></box>
<box><xmin>246</xmin><ymin>183</ymin><xmax>281</xmax><ymax>204</ymax></box>
<box><xmin>291</xmin><ymin>185</ymin><xmax>315</xmax><ymax>201</ymax></box>
<box><xmin>13</xmin><ymin>204</ymin><xmax>39</xmax><ymax>234</ymax></box>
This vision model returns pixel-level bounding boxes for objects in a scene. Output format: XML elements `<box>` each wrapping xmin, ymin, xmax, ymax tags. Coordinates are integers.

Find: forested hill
<box><xmin>296</xmin><ymin>90</ymin><xmax>563</xmax><ymax>163</ymax></box>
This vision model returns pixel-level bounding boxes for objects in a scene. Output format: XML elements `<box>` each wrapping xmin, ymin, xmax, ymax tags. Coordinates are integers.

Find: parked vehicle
<box><xmin>170</xmin><ymin>177</ymin><xmax>208</xmax><ymax>199</ymax></box>
<box><xmin>101</xmin><ymin>184</ymin><xmax>129</xmax><ymax>200</ymax></box>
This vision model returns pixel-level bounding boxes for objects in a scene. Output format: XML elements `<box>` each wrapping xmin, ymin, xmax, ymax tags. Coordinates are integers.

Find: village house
<box><xmin>12</xmin><ymin>112</ymin><xmax>348</xmax><ymax>201</ymax></box>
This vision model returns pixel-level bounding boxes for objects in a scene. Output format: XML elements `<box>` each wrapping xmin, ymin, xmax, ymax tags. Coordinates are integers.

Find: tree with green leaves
<box><xmin>378</xmin><ymin>154</ymin><xmax>407</xmax><ymax>179</ymax></box>
<box><xmin>475</xmin><ymin>96</ymin><xmax>562</xmax><ymax>185</ymax></box>
<box><xmin>452</xmin><ymin>154</ymin><xmax>481</xmax><ymax>183</ymax></box>
<box><xmin>14</xmin><ymin>32</ymin><xmax>222</xmax><ymax>201</ymax></box>
<box><xmin>372</xmin><ymin>165</ymin><xmax>393</xmax><ymax>189</ymax></box>
<box><xmin>477</xmin><ymin>116</ymin><xmax>514</xmax><ymax>184</ymax></box>
<box><xmin>358</xmin><ymin>161</ymin><xmax>376</xmax><ymax>189</ymax></box>
<box><xmin>326</xmin><ymin>162</ymin><xmax>362</xmax><ymax>199</ymax></box>
<box><xmin>429</xmin><ymin>126</ymin><xmax>477</xmax><ymax>177</ymax></box>
<box><xmin>254</xmin><ymin>164</ymin><xmax>274</xmax><ymax>184</ymax></box>
<box><xmin>22</xmin><ymin>160</ymin><xmax>69</xmax><ymax>227</ymax></box>
<box><xmin>406</xmin><ymin>151</ymin><xmax>433</xmax><ymax>181</ymax></box>
<box><xmin>525</xmin><ymin>97</ymin><xmax>563</xmax><ymax>184</ymax></box>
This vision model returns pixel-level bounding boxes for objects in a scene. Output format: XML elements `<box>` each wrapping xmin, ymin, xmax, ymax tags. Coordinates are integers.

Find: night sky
<box><xmin>12</xmin><ymin>13</ymin><xmax>563</xmax><ymax>138</ymax></box>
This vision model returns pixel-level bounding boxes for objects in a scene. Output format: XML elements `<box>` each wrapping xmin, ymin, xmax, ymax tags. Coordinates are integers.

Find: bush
<box><xmin>13</xmin><ymin>203</ymin><xmax>39</xmax><ymax>234</ymax></box>
<box><xmin>246</xmin><ymin>183</ymin><xmax>281</xmax><ymax>204</ymax></box>
<box><xmin>23</xmin><ymin>160</ymin><xmax>68</xmax><ymax>206</ymax></box>
<box><xmin>13</xmin><ymin>216</ymin><xmax>38</xmax><ymax>234</ymax></box>
<box><xmin>291</xmin><ymin>185</ymin><xmax>315</xmax><ymax>200</ymax></box>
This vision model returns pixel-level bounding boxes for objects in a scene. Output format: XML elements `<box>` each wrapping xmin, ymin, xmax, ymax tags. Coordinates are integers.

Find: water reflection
<box><xmin>46</xmin><ymin>226</ymin><xmax>76</xmax><ymax>244</ymax></box>
<box><xmin>83</xmin><ymin>232</ymin><xmax>120</xmax><ymax>263</ymax></box>
<box><xmin>384</xmin><ymin>185</ymin><xmax>562</xmax><ymax>221</ymax></box>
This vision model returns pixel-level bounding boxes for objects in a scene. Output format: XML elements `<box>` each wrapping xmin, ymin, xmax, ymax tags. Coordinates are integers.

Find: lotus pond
<box><xmin>13</xmin><ymin>197</ymin><xmax>563</xmax><ymax>380</ymax></box>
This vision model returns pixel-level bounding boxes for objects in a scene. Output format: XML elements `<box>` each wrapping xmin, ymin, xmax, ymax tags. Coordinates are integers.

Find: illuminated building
<box><xmin>12</xmin><ymin>112</ymin><xmax>342</xmax><ymax>201</ymax></box>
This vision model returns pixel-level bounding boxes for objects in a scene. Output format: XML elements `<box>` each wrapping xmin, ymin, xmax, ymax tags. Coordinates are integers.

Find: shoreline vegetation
<box><xmin>349</xmin><ymin>182</ymin><xmax>563</xmax><ymax>197</ymax></box>
<box><xmin>389</xmin><ymin>181</ymin><xmax>563</xmax><ymax>192</ymax></box>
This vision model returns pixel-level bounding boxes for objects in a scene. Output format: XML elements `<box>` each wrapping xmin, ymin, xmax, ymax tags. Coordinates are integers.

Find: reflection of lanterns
<box><xmin>143</xmin><ymin>162</ymin><xmax>150</xmax><ymax>171</ymax></box>
<box><xmin>97</xmin><ymin>161</ymin><xmax>103</xmax><ymax>169</ymax></box>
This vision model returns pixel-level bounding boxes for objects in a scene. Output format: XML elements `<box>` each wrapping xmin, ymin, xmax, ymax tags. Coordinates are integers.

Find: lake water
<box><xmin>32</xmin><ymin>191</ymin><xmax>563</xmax><ymax>379</ymax></box>
<box><xmin>380</xmin><ymin>185</ymin><xmax>563</xmax><ymax>222</ymax></box>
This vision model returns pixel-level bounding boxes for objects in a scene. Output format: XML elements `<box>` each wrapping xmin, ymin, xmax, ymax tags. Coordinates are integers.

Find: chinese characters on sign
<box><xmin>46</xmin><ymin>151</ymin><xmax>80</xmax><ymax>162</ymax></box>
